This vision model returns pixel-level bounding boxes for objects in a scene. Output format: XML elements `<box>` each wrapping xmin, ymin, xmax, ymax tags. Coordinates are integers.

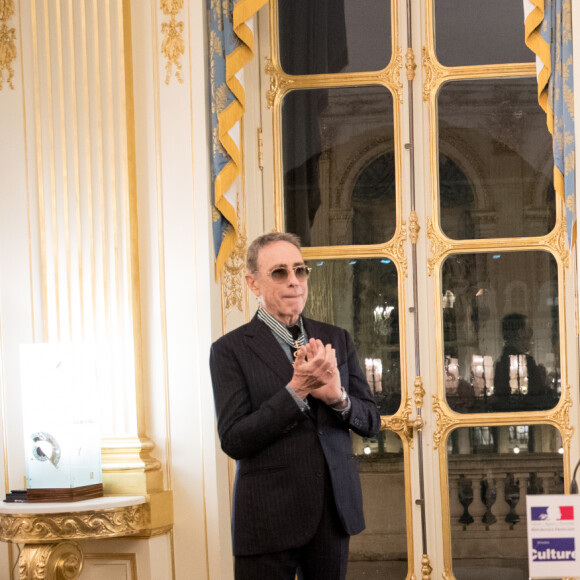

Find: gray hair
<box><xmin>246</xmin><ymin>232</ymin><xmax>302</xmax><ymax>273</ymax></box>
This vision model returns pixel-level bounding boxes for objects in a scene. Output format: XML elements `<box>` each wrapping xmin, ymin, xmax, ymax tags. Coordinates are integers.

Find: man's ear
<box><xmin>245</xmin><ymin>273</ymin><xmax>260</xmax><ymax>297</ymax></box>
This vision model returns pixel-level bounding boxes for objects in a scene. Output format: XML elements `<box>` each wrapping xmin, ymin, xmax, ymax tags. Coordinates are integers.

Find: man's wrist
<box><xmin>328</xmin><ymin>386</ymin><xmax>348</xmax><ymax>408</ymax></box>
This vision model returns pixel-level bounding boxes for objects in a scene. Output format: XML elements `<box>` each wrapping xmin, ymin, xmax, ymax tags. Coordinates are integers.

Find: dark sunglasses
<box><xmin>267</xmin><ymin>265</ymin><xmax>312</xmax><ymax>282</ymax></box>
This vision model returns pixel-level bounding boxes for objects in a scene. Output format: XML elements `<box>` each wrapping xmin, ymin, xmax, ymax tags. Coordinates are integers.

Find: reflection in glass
<box><xmin>442</xmin><ymin>251</ymin><xmax>560</xmax><ymax>413</ymax></box>
<box><xmin>283</xmin><ymin>86</ymin><xmax>395</xmax><ymax>246</ymax></box>
<box><xmin>447</xmin><ymin>425</ymin><xmax>564</xmax><ymax>580</ymax></box>
<box><xmin>278</xmin><ymin>0</ymin><xmax>391</xmax><ymax>75</ymax></box>
<box><xmin>303</xmin><ymin>258</ymin><xmax>400</xmax><ymax>415</ymax></box>
<box><xmin>349</xmin><ymin>431</ymin><xmax>407</xmax><ymax>579</ymax></box>
<box><xmin>434</xmin><ymin>0</ymin><xmax>534</xmax><ymax>67</ymax></box>
<box><xmin>438</xmin><ymin>78</ymin><xmax>555</xmax><ymax>239</ymax></box>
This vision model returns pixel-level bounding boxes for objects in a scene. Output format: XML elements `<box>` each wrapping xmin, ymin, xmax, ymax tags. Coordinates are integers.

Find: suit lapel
<box><xmin>243</xmin><ymin>315</ymin><xmax>294</xmax><ymax>384</ymax></box>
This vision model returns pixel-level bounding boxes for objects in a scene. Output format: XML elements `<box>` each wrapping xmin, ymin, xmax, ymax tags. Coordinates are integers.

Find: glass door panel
<box><xmin>278</xmin><ymin>0</ymin><xmax>392</xmax><ymax>74</ymax></box>
<box><xmin>304</xmin><ymin>258</ymin><xmax>401</xmax><ymax>416</ymax></box>
<box><xmin>438</xmin><ymin>78</ymin><xmax>555</xmax><ymax>240</ymax></box>
<box><xmin>434</xmin><ymin>0</ymin><xmax>534</xmax><ymax>66</ymax></box>
<box><xmin>350</xmin><ymin>431</ymin><xmax>407</xmax><ymax>579</ymax></box>
<box><xmin>282</xmin><ymin>86</ymin><xmax>396</xmax><ymax>246</ymax></box>
<box><xmin>442</xmin><ymin>250</ymin><xmax>560</xmax><ymax>414</ymax></box>
<box><xmin>447</xmin><ymin>425</ymin><xmax>564</xmax><ymax>579</ymax></box>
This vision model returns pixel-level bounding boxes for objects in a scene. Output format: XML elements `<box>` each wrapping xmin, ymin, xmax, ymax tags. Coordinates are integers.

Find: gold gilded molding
<box><xmin>19</xmin><ymin>541</ymin><xmax>83</xmax><ymax>580</ymax></box>
<box><xmin>549</xmin><ymin>388</ymin><xmax>574</xmax><ymax>449</ymax></box>
<box><xmin>414</xmin><ymin>376</ymin><xmax>425</xmax><ymax>410</ymax></box>
<box><xmin>0</xmin><ymin>504</ymin><xmax>149</xmax><ymax>544</ymax></box>
<box><xmin>378</xmin><ymin>46</ymin><xmax>403</xmax><ymax>102</ymax></box>
<box><xmin>426</xmin><ymin>217</ymin><xmax>450</xmax><ymax>276</ymax></box>
<box><xmin>421</xmin><ymin>554</ymin><xmax>433</xmax><ymax>580</ymax></box>
<box><xmin>223</xmin><ymin>232</ymin><xmax>247</xmax><ymax>312</ymax></box>
<box><xmin>265</xmin><ymin>57</ymin><xmax>294</xmax><ymax>109</ymax></box>
<box><xmin>405</xmin><ymin>47</ymin><xmax>417</xmax><ymax>81</ymax></box>
<box><xmin>0</xmin><ymin>0</ymin><xmax>16</xmax><ymax>91</ymax></box>
<box><xmin>388</xmin><ymin>221</ymin><xmax>408</xmax><ymax>278</ymax></box>
<box><xmin>422</xmin><ymin>47</ymin><xmax>446</xmax><ymax>102</ymax></box>
<box><xmin>432</xmin><ymin>395</ymin><xmax>457</xmax><ymax>449</ymax></box>
<box><xmin>160</xmin><ymin>0</ymin><xmax>185</xmax><ymax>85</ymax></box>
<box><xmin>382</xmin><ymin>397</ymin><xmax>415</xmax><ymax>445</ymax></box>
<box><xmin>545</xmin><ymin>219</ymin><xmax>570</xmax><ymax>269</ymax></box>
<box><xmin>409</xmin><ymin>211</ymin><xmax>420</xmax><ymax>244</ymax></box>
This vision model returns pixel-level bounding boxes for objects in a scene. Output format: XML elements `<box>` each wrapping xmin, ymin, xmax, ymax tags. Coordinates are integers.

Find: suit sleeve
<box><xmin>209</xmin><ymin>337</ymin><xmax>308</xmax><ymax>460</ymax></box>
<box><xmin>339</xmin><ymin>329</ymin><xmax>381</xmax><ymax>438</ymax></box>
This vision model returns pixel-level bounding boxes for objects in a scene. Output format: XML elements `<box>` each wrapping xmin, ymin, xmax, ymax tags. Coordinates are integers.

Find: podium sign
<box><xmin>526</xmin><ymin>494</ymin><xmax>580</xmax><ymax>578</ymax></box>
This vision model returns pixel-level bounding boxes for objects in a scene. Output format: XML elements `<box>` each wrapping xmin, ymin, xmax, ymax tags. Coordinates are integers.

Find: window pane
<box><xmin>349</xmin><ymin>431</ymin><xmax>407</xmax><ymax>579</ymax></box>
<box><xmin>447</xmin><ymin>425</ymin><xmax>564</xmax><ymax>579</ymax></box>
<box><xmin>442</xmin><ymin>251</ymin><xmax>560</xmax><ymax>414</ymax></box>
<box><xmin>435</xmin><ymin>0</ymin><xmax>534</xmax><ymax>67</ymax></box>
<box><xmin>283</xmin><ymin>86</ymin><xmax>396</xmax><ymax>246</ymax></box>
<box><xmin>304</xmin><ymin>258</ymin><xmax>401</xmax><ymax>415</ymax></box>
<box><xmin>278</xmin><ymin>0</ymin><xmax>391</xmax><ymax>75</ymax></box>
<box><xmin>438</xmin><ymin>79</ymin><xmax>555</xmax><ymax>240</ymax></box>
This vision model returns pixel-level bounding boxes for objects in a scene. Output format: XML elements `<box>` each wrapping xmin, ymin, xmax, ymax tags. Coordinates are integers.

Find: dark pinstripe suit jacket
<box><xmin>210</xmin><ymin>314</ymin><xmax>381</xmax><ymax>556</ymax></box>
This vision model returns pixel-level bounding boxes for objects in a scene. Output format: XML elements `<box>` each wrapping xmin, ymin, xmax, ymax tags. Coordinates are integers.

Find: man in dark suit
<box><xmin>210</xmin><ymin>232</ymin><xmax>381</xmax><ymax>580</ymax></box>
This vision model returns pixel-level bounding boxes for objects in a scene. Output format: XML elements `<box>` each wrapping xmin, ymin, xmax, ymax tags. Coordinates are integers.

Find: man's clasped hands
<box><xmin>289</xmin><ymin>339</ymin><xmax>343</xmax><ymax>405</ymax></box>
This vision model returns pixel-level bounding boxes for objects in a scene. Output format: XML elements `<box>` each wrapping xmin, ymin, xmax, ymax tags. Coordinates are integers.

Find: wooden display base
<box><xmin>26</xmin><ymin>483</ymin><xmax>103</xmax><ymax>503</ymax></box>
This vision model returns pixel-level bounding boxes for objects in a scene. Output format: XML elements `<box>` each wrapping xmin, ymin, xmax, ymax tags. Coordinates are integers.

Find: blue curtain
<box><xmin>525</xmin><ymin>0</ymin><xmax>576</xmax><ymax>247</ymax></box>
<box><xmin>208</xmin><ymin>0</ymin><xmax>267</xmax><ymax>277</ymax></box>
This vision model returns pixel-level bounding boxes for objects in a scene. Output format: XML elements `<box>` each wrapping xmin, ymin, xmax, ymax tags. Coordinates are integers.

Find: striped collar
<box><xmin>256</xmin><ymin>308</ymin><xmax>306</xmax><ymax>349</ymax></box>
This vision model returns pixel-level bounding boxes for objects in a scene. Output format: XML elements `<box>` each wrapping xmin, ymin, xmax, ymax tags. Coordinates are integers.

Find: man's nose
<box><xmin>286</xmin><ymin>268</ymin><xmax>300</xmax><ymax>284</ymax></box>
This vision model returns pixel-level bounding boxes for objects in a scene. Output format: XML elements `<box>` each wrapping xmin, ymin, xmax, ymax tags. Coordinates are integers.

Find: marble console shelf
<box><xmin>0</xmin><ymin>495</ymin><xmax>153</xmax><ymax>580</ymax></box>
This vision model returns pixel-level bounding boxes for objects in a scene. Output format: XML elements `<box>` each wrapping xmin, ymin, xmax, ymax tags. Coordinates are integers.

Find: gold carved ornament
<box><xmin>382</xmin><ymin>397</ymin><xmax>414</xmax><ymax>445</ymax></box>
<box><xmin>414</xmin><ymin>375</ymin><xmax>425</xmax><ymax>410</ymax></box>
<box><xmin>409</xmin><ymin>211</ymin><xmax>420</xmax><ymax>244</ymax></box>
<box><xmin>0</xmin><ymin>504</ymin><xmax>149</xmax><ymax>544</ymax></box>
<box><xmin>548</xmin><ymin>388</ymin><xmax>574</xmax><ymax>450</ymax></box>
<box><xmin>223</xmin><ymin>232</ymin><xmax>247</xmax><ymax>312</ymax></box>
<box><xmin>421</xmin><ymin>47</ymin><xmax>447</xmax><ymax>102</ymax></box>
<box><xmin>19</xmin><ymin>541</ymin><xmax>83</xmax><ymax>580</ymax></box>
<box><xmin>426</xmin><ymin>218</ymin><xmax>451</xmax><ymax>276</ymax></box>
<box><xmin>431</xmin><ymin>395</ymin><xmax>457</xmax><ymax>449</ymax></box>
<box><xmin>160</xmin><ymin>0</ymin><xmax>185</xmax><ymax>85</ymax></box>
<box><xmin>405</xmin><ymin>47</ymin><xmax>417</xmax><ymax>82</ymax></box>
<box><xmin>421</xmin><ymin>553</ymin><xmax>433</xmax><ymax>580</ymax></box>
<box><xmin>378</xmin><ymin>45</ymin><xmax>403</xmax><ymax>103</ymax></box>
<box><xmin>265</xmin><ymin>57</ymin><xmax>294</xmax><ymax>109</ymax></box>
<box><xmin>384</xmin><ymin>220</ymin><xmax>408</xmax><ymax>279</ymax></box>
<box><xmin>544</xmin><ymin>218</ymin><xmax>570</xmax><ymax>269</ymax></box>
<box><xmin>0</xmin><ymin>0</ymin><xmax>16</xmax><ymax>91</ymax></box>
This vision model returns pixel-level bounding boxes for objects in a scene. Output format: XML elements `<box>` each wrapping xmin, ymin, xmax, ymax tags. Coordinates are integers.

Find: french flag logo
<box><xmin>531</xmin><ymin>506</ymin><xmax>574</xmax><ymax>521</ymax></box>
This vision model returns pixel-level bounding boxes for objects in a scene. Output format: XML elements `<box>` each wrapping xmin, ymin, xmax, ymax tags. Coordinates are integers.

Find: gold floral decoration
<box><xmin>160</xmin><ymin>0</ymin><xmax>184</xmax><ymax>85</ymax></box>
<box><xmin>223</xmin><ymin>232</ymin><xmax>247</xmax><ymax>312</ymax></box>
<box><xmin>0</xmin><ymin>504</ymin><xmax>148</xmax><ymax>543</ymax></box>
<box><xmin>549</xmin><ymin>388</ymin><xmax>574</xmax><ymax>450</ymax></box>
<box><xmin>414</xmin><ymin>376</ymin><xmax>425</xmax><ymax>410</ymax></box>
<box><xmin>378</xmin><ymin>45</ymin><xmax>403</xmax><ymax>103</ymax></box>
<box><xmin>426</xmin><ymin>217</ymin><xmax>450</xmax><ymax>276</ymax></box>
<box><xmin>409</xmin><ymin>210</ymin><xmax>420</xmax><ymax>244</ymax></box>
<box><xmin>386</xmin><ymin>220</ymin><xmax>408</xmax><ymax>278</ymax></box>
<box><xmin>19</xmin><ymin>541</ymin><xmax>83</xmax><ymax>580</ymax></box>
<box><xmin>421</xmin><ymin>554</ymin><xmax>433</xmax><ymax>580</ymax></box>
<box><xmin>544</xmin><ymin>217</ymin><xmax>570</xmax><ymax>269</ymax></box>
<box><xmin>405</xmin><ymin>47</ymin><xmax>417</xmax><ymax>81</ymax></box>
<box><xmin>422</xmin><ymin>47</ymin><xmax>446</xmax><ymax>102</ymax></box>
<box><xmin>0</xmin><ymin>0</ymin><xmax>16</xmax><ymax>90</ymax></box>
<box><xmin>432</xmin><ymin>395</ymin><xmax>456</xmax><ymax>449</ymax></box>
<box><xmin>382</xmin><ymin>397</ymin><xmax>414</xmax><ymax>446</ymax></box>
<box><xmin>265</xmin><ymin>57</ymin><xmax>294</xmax><ymax>109</ymax></box>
